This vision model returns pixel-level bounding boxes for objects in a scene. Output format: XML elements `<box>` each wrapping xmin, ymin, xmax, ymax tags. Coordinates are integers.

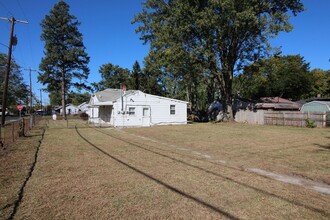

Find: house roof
<box><xmin>78</xmin><ymin>102</ymin><xmax>87</xmax><ymax>108</ymax></box>
<box><xmin>305</xmin><ymin>97</ymin><xmax>330</xmax><ymax>102</ymax></box>
<box><xmin>94</xmin><ymin>89</ymin><xmax>136</xmax><ymax>102</ymax></box>
<box><xmin>259</xmin><ymin>97</ymin><xmax>293</xmax><ymax>103</ymax></box>
<box><xmin>91</xmin><ymin>89</ymin><xmax>188</xmax><ymax>104</ymax></box>
<box><xmin>54</xmin><ymin>104</ymin><xmax>78</xmax><ymax>110</ymax></box>
<box><xmin>255</xmin><ymin>97</ymin><xmax>302</xmax><ymax>110</ymax></box>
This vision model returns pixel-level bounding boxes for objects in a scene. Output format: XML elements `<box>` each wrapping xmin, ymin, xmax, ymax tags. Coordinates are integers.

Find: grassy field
<box><xmin>1</xmin><ymin>119</ymin><xmax>329</xmax><ymax>219</ymax></box>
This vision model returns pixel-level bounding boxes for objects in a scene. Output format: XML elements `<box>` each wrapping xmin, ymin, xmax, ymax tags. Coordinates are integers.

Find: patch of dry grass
<box><xmin>127</xmin><ymin>123</ymin><xmax>330</xmax><ymax>184</ymax></box>
<box><xmin>1</xmin><ymin>120</ymin><xmax>329</xmax><ymax>219</ymax></box>
<box><xmin>0</xmin><ymin>123</ymin><xmax>45</xmax><ymax>219</ymax></box>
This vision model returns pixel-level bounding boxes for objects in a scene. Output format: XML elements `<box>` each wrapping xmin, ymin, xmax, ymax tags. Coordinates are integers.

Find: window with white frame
<box><xmin>128</xmin><ymin>107</ymin><xmax>135</xmax><ymax>116</ymax></box>
<box><xmin>170</xmin><ymin>105</ymin><xmax>175</xmax><ymax>115</ymax></box>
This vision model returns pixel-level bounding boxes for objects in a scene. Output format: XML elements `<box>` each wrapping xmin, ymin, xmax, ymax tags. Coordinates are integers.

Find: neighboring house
<box><xmin>88</xmin><ymin>89</ymin><xmax>188</xmax><ymax>127</ymax></box>
<box><xmin>78</xmin><ymin>102</ymin><xmax>89</xmax><ymax>113</ymax></box>
<box><xmin>55</xmin><ymin>104</ymin><xmax>79</xmax><ymax>115</ymax></box>
<box><xmin>255</xmin><ymin>97</ymin><xmax>301</xmax><ymax>111</ymax></box>
<box><xmin>300</xmin><ymin>101</ymin><xmax>330</xmax><ymax>113</ymax></box>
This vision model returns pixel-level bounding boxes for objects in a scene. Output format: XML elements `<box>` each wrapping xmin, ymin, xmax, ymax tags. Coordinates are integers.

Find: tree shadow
<box><xmin>77</xmin><ymin>127</ymin><xmax>330</xmax><ymax>218</ymax></box>
<box><xmin>315</xmin><ymin>143</ymin><xmax>330</xmax><ymax>151</ymax></box>
<box><xmin>76</xmin><ymin>127</ymin><xmax>241</xmax><ymax>220</ymax></box>
<box><xmin>7</xmin><ymin>128</ymin><xmax>46</xmax><ymax>220</ymax></box>
<box><xmin>314</xmin><ymin>137</ymin><xmax>330</xmax><ymax>150</ymax></box>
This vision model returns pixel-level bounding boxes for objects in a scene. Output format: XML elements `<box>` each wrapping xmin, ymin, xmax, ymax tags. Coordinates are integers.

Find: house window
<box><xmin>143</xmin><ymin>107</ymin><xmax>149</xmax><ymax>117</ymax></box>
<box><xmin>170</xmin><ymin>105</ymin><xmax>175</xmax><ymax>115</ymax></box>
<box><xmin>128</xmin><ymin>107</ymin><xmax>135</xmax><ymax>116</ymax></box>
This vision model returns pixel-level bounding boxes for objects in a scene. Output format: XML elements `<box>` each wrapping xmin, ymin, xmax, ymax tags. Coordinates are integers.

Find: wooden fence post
<box><xmin>12</xmin><ymin>122</ymin><xmax>14</xmax><ymax>142</ymax></box>
<box><xmin>0</xmin><ymin>126</ymin><xmax>2</xmax><ymax>148</ymax></box>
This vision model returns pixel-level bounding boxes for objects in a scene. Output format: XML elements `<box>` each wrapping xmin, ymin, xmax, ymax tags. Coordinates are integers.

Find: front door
<box><xmin>142</xmin><ymin>107</ymin><xmax>150</xmax><ymax>126</ymax></box>
<box><xmin>100</xmin><ymin>106</ymin><xmax>112</xmax><ymax>123</ymax></box>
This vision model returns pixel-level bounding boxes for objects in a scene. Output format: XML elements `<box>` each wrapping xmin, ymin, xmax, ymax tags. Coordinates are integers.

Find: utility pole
<box><xmin>39</xmin><ymin>88</ymin><xmax>43</xmax><ymax>112</ymax></box>
<box><xmin>25</xmin><ymin>68</ymin><xmax>36</xmax><ymax>114</ymax></box>
<box><xmin>0</xmin><ymin>17</ymin><xmax>28</xmax><ymax>126</ymax></box>
<box><xmin>25</xmin><ymin>68</ymin><xmax>36</xmax><ymax>129</ymax></box>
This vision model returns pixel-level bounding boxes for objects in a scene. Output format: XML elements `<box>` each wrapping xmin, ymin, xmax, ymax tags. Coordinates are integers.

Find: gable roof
<box><xmin>94</xmin><ymin>89</ymin><xmax>137</xmax><ymax>102</ymax></box>
<box><xmin>91</xmin><ymin>89</ymin><xmax>188</xmax><ymax>104</ymax></box>
<box><xmin>53</xmin><ymin>104</ymin><xmax>78</xmax><ymax>111</ymax></box>
<box><xmin>260</xmin><ymin>97</ymin><xmax>294</xmax><ymax>103</ymax></box>
<box><xmin>78</xmin><ymin>102</ymin><xmax>87</xmax><ymax>108</ymax></box>
<box><xmin>256</xmin><ymin>97</ymin><xmax>301</xmax><ymax>110</ymax></box>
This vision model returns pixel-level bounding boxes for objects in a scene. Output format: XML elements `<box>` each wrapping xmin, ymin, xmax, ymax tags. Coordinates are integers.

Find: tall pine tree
<box><xmin>131</xmin><ymin>61</ymin><xmax>142</xmax><ymax>90</ymax></box>
<box><xmin>39</xmin><ymin>0</ymin><xmax>89</xmax><ymax>119</ymax></box>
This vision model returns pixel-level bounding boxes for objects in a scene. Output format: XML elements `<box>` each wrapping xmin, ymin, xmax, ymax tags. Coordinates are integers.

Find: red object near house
<box><xmin>17</xmin><ymin>104</ymin><xmax>23</xmax><ymax>111</ymax></box>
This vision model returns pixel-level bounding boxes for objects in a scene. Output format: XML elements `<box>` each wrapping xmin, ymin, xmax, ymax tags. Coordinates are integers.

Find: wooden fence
<box><xmin>264</xmin><ymin>111</ymin><xmax>329</xmax><ymax>128</ymax></box>
<box><xmin>235</xmin><ymin>109</ymin><xmax>265</xmax><ymax>125</ymax></box>
<box><xmin>0</xmin><ymin>115</ymin><xmax>42</xmax><ymax>148</ymax></box>
<box><xmin>235</xmin><ymin>110</ymin><xmax>329</xmax><ymax>128</ymax></box>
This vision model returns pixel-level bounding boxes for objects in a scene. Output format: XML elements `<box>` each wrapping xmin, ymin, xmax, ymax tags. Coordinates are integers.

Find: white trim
<box><xmin>92</xmin><ymin>101</ymin><xmax>115</xmax><ymax>106</ymax></box>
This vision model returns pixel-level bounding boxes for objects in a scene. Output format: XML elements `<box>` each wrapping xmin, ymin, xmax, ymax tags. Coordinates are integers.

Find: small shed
<box><xmin>301</xmin><ymin>101</ymin><xmax>330</xmax><ymax>112</ymax></box>
<box><xmin>88</xmin><ymin>89</ymin><xmax>188</xmax><ymax>127</ymax></box>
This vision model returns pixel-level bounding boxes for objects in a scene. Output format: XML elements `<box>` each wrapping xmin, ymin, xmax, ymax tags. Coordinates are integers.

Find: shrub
<box><xmin>80</xmin><ymin>112</ymin><xmax>89</xmax><ymax>121</ymax></box>
<box><xmin>306</xmin><ymin>118</ymin><xmax>316</xmax><ymax>128</ymax></box>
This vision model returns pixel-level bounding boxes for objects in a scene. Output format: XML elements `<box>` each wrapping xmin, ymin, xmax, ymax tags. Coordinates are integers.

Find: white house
<box><xmin>78</xmin><ymin>102</ymin><xmax>89</xmax><ymax>113</ymax></box>
<box><xmin>88</xmin><ymin>89</ymin><xmax>188</xmax><ymax>127</ymax></box>
<box><xmin>56</xmin><ymin>104</ymin><xmax>79</xmax><ymax>115</ymax></box>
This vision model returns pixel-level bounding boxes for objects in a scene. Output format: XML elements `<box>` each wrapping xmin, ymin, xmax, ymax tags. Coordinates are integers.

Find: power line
<box><xmin>15</xmin><ymin>0</ymin><xmax>36</xmax><ymax>73</ymax></box>
<box><xmin>16</xmin><ymin>0</ymin><xmax>35</xmax><ymax>66</ymax></box>
<box><xmin>0</xmin><ymin>42</ymin><xmax>8</xmax><ymax>48</ymax></box>
<box><xmin>16</xmin><ymin>0</ymin><xmax>28</xmax><ymax>21</ymax></box>
<box><xmin>0</xmin><ymin>2</ymin><xmax>14</xmax><ymax>17</ymax></box>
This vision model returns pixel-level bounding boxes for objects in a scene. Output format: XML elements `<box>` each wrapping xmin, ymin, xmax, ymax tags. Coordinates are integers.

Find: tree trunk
<box><xmin>216</xmin><ymin>66</ymin><xmax>234</xmax><ymax>122</ymax></box>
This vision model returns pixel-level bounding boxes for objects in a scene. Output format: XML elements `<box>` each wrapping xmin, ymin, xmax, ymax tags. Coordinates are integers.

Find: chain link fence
<box><xmin>0</xmin><ymin>115</ymin><xmax>42</xmax><ymax>148</ymax></box>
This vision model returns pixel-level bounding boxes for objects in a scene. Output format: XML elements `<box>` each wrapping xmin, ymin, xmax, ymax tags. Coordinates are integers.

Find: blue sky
<box><xmin>0</xmin><ymin>0</ymin><xmax>329</xmax><ymax>104</ymax></box>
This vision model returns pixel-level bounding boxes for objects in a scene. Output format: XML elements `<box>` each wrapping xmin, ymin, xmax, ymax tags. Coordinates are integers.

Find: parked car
<box><xmin>0</xmin><ymin>108</ymin><xmax>8</xmax><ymax>116</ymax></box>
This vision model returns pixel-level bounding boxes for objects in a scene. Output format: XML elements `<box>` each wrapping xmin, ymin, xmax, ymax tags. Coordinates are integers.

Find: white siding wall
<box><xmin>88</xmin><ymin>106</ymin><xmax>100</xmax><ymax>123</ymax></box>
<box><xmin>60</xmin><ymin>105</ymin><xmax>79</xmax><ymax>115</ymax></box>
<box><xmin>113</xmin><ymin>91</ymin><xmax>187</xmax><ymax>127</ymax></box>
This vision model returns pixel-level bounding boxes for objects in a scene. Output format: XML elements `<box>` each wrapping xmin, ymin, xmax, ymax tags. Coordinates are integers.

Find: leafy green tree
<box><xmin>140</xmin><ymin>54</ymin><xmax>164</xmax><ymax>95</ymax></box>
<box><xmin>133</xmin><ymin>0</ymin><xmax>304</xmax><ymax>120</ymax></box>
<box><xmin>309</xmin><ymin>69</ymin><xmax>330</xmax><ymax>98</ymax></box>
<box><xmin>67</xmin><ymin>91</ymin><xmax>90</xmax><ymax>106</ymax></box>
<box><xmin>133</xmin><ymin>1</ymin><xmax>208</xmax><ymax>113</ymax></box>
<box><xmin>0</xmin><ymin>53</ymin><xmax>29</xmax><ymax>112</ymax></box>
<box><xmin>39</xmin><ymin>0</ymin><xmax>90</xmax><ymax>119</ymax></box>
<box><xmin>48</xmin><ymin>91</ymin><xmax>62</xmax><ymax>106</ymax></box>
<box><xmin>234</xmin><ymin>55</ymin><xmax>311</xmax><ymax>100</ymax></box>
<box><xmin>92</xmin><ymin>63</ymin><xmax>130</xmax><ymax>92</ymax></box>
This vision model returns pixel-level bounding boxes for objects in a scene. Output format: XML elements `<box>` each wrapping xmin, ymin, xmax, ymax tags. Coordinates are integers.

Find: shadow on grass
<box><xmin>315</xmin><ymin>143</ymin><xmax>330</xmax><ymax>151</ymax></box>
<box><xmin>90</xmin><ymin>127</ymin><xmax>330</xmax><ymax>217</ymax></box>
<box><xmin>75</xmin><ymin>126</ymin><xmax>241</xmax><ymax>220</ymax></box>
<box><xmin>7</xmin><ymin>128</ymin><xmax>46</xmax><ymax>220</ymax></box>
<box><xmin>23</xmin><ymin>133</ymin><xmax>43</xmax><ymax>138</ymax></box>
<box><xmin>314</xmin><ymin>137</ymin><xmax>330</xmax><ymax>150</ymax></box>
